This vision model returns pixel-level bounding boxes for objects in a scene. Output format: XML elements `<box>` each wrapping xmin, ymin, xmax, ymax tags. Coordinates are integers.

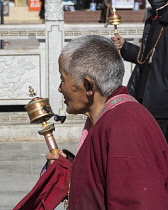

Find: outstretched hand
<box><xmin>111</xmin><ymin>34</ymin><xmax>125</xmax><ymax>50</ymax></box>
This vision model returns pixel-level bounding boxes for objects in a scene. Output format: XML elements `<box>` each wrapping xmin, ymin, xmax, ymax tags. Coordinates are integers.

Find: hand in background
<box><xmin>111</xmin><ymin>34</ymin><xmax>125</xmax><ymax>50</ymax></box>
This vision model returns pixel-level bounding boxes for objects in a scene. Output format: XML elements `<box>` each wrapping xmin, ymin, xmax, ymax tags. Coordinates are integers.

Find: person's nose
<box><xmin>58</xmin><ymin>84</ymin><xmax>62</xmax><ymax>93</ymax></box>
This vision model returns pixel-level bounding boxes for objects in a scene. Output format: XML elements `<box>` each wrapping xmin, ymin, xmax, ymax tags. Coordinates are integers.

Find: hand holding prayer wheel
<box><xmin>108</xmin><ymin>8</ymin><xmax>124</xmax><ymax>50</ymax></box>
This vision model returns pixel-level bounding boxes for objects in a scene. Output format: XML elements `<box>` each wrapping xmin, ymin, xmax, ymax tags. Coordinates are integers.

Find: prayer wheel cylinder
<box><xmin>24</xmin><ymin>97</ymin><xmax>54</xmax><ymax>124</ymax></box>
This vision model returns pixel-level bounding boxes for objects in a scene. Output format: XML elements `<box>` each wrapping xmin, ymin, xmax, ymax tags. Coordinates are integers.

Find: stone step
<box><xmin>64</xmin><ymin>10</ymin><xmax>145</xmax><ymax>23</ymax></box>
<box><xmin>4</xmin><ymin>6</ymin><xmax>145</xmax><ymax>24</ymax></box>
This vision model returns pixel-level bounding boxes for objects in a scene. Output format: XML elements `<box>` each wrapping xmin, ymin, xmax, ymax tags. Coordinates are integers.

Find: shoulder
<box><xmin>100</xmin><ymin>101</ymin><xmax>154</xmax><ymax>126</ymax></box>
<box><xmin>93</xmin><ymin>101</ymin><xmax>162</xmax><ymax>143</ymax></box>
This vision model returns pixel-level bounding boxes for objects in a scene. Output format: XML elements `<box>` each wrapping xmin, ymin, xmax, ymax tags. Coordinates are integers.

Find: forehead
<box><xmin>59</xmin><ymin>54</ymin><xmax>72</xmax><ymax>77</ymax></box>
<box><xmin>58</xmin><ymin>55</ymin><xmax>65</xmax><ymax>72</ymax></box>
<box><xmin>58</xmin><ymin>56</ymin><xmax>71</xmax><ymax>79</ymax></box>
<box><xmin>59</xmin><ymin>55</ymin><xmax>64</xmax><ymax>66</ymax></box>
<box><xmin>59</xmin><ymin>53</ymin><xmax>64</xmax><ymax>60</ymax></box>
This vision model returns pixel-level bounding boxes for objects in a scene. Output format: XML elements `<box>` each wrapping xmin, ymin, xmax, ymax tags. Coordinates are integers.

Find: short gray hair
<box><xmin>60</xmin><ymin>35</ymin><xmax>124</xmax><ymax>97</ymax></box>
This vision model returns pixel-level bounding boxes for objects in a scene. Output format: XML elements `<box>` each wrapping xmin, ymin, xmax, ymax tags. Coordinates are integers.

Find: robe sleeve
<box><xmin>120</xmin><ymin>41</ymin><xmax>140</xmax><ymax>64</ymax></box>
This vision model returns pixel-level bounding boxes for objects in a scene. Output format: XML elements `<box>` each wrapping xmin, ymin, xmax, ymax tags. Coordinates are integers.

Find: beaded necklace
<box><xmin>137</xmin><ymin>26</ymin><xmax>164</xmax><ymax>65</ymax></box>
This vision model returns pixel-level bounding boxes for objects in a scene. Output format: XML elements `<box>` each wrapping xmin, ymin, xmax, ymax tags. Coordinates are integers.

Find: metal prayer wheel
<box><xmin>24</xmin><ymin>86</ymin><xmax>66</xmax><ymax>154</ymax></box>
<box><xmin>107</xmin><ymin>7</ymin><xmax>121</xmax><ymax>26</ymax></box>
<box><xmin>25</xmin><ymin>97</ymin><xmax>54</xmax><ymax>124</ymax></box>
<box><xmin>105</xmin><ymin>7</ymin><xmax>121</xmax><ymax>34</ymax></box>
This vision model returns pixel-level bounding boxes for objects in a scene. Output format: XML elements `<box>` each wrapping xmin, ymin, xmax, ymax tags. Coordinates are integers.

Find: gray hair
<box><xmin>60</xmin><ymin>35</ymin><xmax>125</xmax><ymax>97</ymax></box>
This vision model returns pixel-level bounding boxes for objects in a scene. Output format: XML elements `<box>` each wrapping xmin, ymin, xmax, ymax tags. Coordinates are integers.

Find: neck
<box><xmin>85</xmin><ymin>93</ymin><xmax>107</xmax><ymax>126</ymax></box>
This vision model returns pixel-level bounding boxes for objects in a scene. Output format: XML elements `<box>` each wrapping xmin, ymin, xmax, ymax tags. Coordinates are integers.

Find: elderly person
<box><xmin>47</xmin><ymin>35</ymin><xmax>168</xmax><ymax>209</ymax></box>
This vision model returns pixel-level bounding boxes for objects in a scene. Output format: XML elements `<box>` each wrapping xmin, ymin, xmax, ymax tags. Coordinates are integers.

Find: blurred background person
<box><xmin>39</xmin><ymin>0</ymin><xmax>45</xmax><ymax>19</ymax></box>
<box><xmin>98</xmin><ymin>0</ymin><xmax>111</xmax><ymax>22</ymax></box>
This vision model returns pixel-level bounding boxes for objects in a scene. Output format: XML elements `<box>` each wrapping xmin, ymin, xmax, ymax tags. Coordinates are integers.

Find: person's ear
<box><xmin>83</xmin><ymin>76</ymin><xmax>96</xmax><ymax>96</ymax></box>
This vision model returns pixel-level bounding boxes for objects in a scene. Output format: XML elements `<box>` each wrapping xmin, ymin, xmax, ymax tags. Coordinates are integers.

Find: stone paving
<box><xmin>0</xmin><ymin>140</ymin><xmax>79</xmax><ymax>210</ymax></box>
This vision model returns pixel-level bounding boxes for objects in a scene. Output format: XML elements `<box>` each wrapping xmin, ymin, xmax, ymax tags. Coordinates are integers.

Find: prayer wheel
<box><xmin>24</xmin><ymin>86</ymin><xmax>66</xmax><ymax>154</ymax></box>
<box><xmin>25</xmin><ymin>97</ymin><xmax>54</xmax><ymax>124</ymax></box>
<box><xmin>107</xmin><ymin>7</ymin><xmax>121</xmax><ymax>34</ymax></box>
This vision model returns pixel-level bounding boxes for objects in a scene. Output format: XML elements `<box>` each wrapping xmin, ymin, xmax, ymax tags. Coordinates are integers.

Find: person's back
<box><xmin>69</xmin><ymin>86</ymin><xmax>168</xmax><ymax>209</ymax></box>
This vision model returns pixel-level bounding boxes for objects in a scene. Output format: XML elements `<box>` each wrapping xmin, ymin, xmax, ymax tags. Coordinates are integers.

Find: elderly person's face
<box><xmin>58</xmin><ymin>56</ymin><xmax>90</xmax><ymax>115</ymax></box>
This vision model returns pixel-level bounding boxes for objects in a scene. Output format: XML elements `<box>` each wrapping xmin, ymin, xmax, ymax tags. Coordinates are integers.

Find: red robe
<box><xmin>68</xmin><ymin>86</ymin><xmax>168</xmax><ymax>209</ymax></box>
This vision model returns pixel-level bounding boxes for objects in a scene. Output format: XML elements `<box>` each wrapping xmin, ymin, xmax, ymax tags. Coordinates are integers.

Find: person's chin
<box><xmin>66</xmin><ymin>106</ymin><xmax>72</xmax><ymax>114</ymax></box>
<box><xmin>66</xmin><ymin>106</ymin><xmax>76</xmax><ymax>115</ymax></box>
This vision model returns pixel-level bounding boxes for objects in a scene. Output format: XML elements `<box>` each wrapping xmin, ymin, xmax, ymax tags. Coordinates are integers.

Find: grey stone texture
<box><xmin>0</xmin><ymin>140</ymin><xmax>78</xmax><ymax>210</ymax></box>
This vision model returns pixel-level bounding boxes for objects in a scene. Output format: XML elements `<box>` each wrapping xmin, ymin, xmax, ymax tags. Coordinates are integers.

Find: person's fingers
<box><xmin>111</xmin><ymin>35</ymin><xmax>124</xmax><ymax>50</ymax></box>
<box><xmin>46</xmin><ymin>153</ymin><xmax>59</xmax><ymax>160</ymax></box>
<box><xmin>116</xmin><ymin>45</ymin><xmax>122</xmax><ymax>50</ymax></box>
<box><xmin>111</xmin><ymin>36</ymin><xmax>118</xmax><ymax>41</ymax></box>
<box><xmin>112</xmin><ymin>39</ymin><xmax>120</xmax><ymax>46</ymax></box>
<box><xmin>111</xmin><ymin>36</ymin><xmax>122</xmax><ymax>44</ymax></box>
<box><xmin>58</xmin><ymin>150</ymin><xmax>67</xmax><ymax>158</ymax></box>
<box><xmin>112</xmin><ymin>40</ymin><xmax>122</xmax><ymax>49</ymax></box>
<box><xmin>47</xmin><ymin>159</ymin><xmax>55</xmax><ymax>167</ymax></box>
<box><xmin>46</xmin><ymin>153</ymin><xmax>59</xmax><ymax>168</ymax></box>
<box><xmin>46</xmin><ymin>150</ymin><xmax>67</xmax><ymax>168</ymax></box>
<box><xmin>117</xmin><ymin>44</ymin><xmax>122</xmax><ymax>50</ymax></box>
<box><xmin>46</xmin><ymin>150</ymin><xmax>67</xmax><ymax>161</ymax></box>
<box><xmin>114</xmin><ymin>33</ymin><xmax>120</xmax><ymax>39</ymax></box>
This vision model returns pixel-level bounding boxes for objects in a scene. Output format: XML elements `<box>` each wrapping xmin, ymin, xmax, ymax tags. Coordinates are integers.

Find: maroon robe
<box><xmin>68</xmin><ymin>86</ymin><xmax>168</xmax><ymax>209</ymax></box>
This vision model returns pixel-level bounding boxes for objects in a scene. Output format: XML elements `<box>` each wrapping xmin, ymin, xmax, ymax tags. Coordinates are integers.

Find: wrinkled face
<box><xmin>58</xmin><ymin>56</ymin><xmax>90</xmax><ymax>115</ymax></box>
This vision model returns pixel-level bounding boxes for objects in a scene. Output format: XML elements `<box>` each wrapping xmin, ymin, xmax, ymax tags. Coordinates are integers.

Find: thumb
<box><xmin>114</xmin><ymin>33</ymin><xmax>120</xmax><ymax>39</ymax></box>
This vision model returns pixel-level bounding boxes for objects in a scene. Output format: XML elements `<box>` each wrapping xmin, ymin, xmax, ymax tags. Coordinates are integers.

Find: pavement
<box><xmin>0</xmin><ymin>140</ymin><xmax>79</xmax><ymax>210</ymax></box>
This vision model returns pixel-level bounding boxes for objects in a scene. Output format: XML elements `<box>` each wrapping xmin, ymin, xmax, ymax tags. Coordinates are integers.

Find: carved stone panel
<box><xmin>0</xmin><ymin>55</ymin><xmax>40</xmax><ymax>104</ymax></box>
<box><xmin>45</xmin><ymin>0</ymin><xmax>64</xmax><ymax>21</ymax></box>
